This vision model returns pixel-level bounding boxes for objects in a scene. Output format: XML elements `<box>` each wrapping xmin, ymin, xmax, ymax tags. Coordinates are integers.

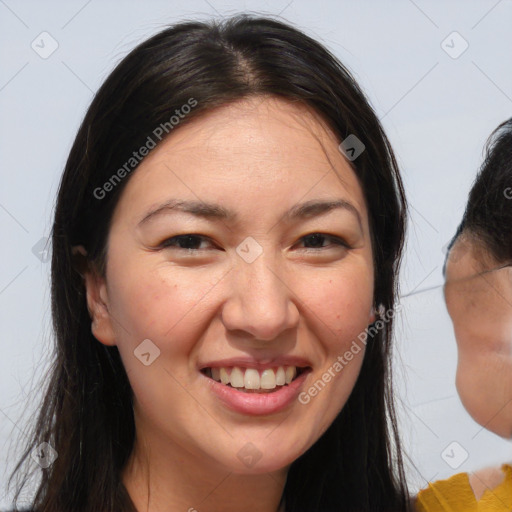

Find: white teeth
<box><xmin>275</xmin><ymin>366</ymin><xmax>286</xmax><ymax>386</ymax></box>
<box><xmin>220</xmin><ymin>367</ymin><xmax>229</xmax><ymax>385</ymax></box>
<box><xmin>260</xmin><ymin>369</ymin><xmax>277</xmax><ymax>389</ymax></box>
<box><xmin>285</xmin><ymin>366</ymin><xmax>296</xmax><ymax>384</ymax></box>
<box><xmin>244</xmin><ymin>368</ymin><xmax>260</xmax><ymax>389</ymax></box>
<box><xmin>230</xmin><ymin>367</ymin><xmax>245</xmax><ymax>388</ymax></box>
<box><xmin>206</xmin><ymin>365</ymin><xmax>300</xmax><ymax>390</ymax></box>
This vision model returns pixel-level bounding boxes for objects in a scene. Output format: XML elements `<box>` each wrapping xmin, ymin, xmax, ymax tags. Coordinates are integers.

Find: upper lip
<box><xmin>198</xmin><ymin>356</ymin><xmax>312</xmax><ymax>371</ymax></box>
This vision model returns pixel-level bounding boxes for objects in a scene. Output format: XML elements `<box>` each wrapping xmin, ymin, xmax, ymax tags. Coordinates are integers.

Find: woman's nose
<box><xmin>220</xmin><ymin>252</ymin><xmax>300</xmax><ymax>341</ymax></box>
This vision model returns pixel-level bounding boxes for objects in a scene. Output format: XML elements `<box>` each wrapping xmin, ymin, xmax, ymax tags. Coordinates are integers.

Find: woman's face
<box><xmin>86</xmin><ymin>96</ymin><xmax>375</xmax><ymax>474</ymax></box>
<box><xmin>444</xmin><ymin>235</ymin><xmax>512</xmax><ymax>438</ymax></box>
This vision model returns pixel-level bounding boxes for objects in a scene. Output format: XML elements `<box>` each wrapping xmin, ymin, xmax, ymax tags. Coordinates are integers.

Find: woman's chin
<box><xmin>208</xmin><ymin>437</ymin><xmax>308</xmax><ymax>475</ymax></box>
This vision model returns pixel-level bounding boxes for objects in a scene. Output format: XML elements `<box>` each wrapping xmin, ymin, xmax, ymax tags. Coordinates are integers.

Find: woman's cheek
<box><xmin>301</xmin><ymin>271</ymin><xmax>373</xmax><ymax>341</ymax></box>
<box><xmin>110</xmin><ymin>262</ymin><xmax>217</xmax><ymax>337</ymax></box>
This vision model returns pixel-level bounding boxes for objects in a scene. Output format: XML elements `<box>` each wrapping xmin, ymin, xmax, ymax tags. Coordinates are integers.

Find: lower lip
<box><xmin>203</xmin><ymin>371</ymin><xmax>310</xmax><ymax>416</ymax></box>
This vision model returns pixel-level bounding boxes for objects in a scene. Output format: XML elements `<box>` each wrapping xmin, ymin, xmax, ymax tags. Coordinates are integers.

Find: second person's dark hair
<box><xmin>446</xmin><ymin>118</ymin><xmax>512</xmax><ymax>268</ymax></box>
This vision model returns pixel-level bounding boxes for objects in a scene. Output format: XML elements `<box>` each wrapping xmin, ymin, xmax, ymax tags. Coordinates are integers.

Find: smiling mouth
<box><xmin>201</xmin><ymin>366</ymin><xmax>309</xmax><ymax>393</ymax></box>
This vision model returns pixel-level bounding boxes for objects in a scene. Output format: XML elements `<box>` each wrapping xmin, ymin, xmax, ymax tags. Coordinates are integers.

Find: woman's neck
<box><xmin>122</xmin><ymin>434</ymin><xmax>288</xmax><ymax>512</ymax></box>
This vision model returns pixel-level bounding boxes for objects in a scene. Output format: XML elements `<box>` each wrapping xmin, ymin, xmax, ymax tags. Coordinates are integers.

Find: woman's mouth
<box><xmin>199</xmin><ymin>360</ymin><xmax>312</xmax><ymax>415</ymax></box>
<box><xmin>201</xmin><ymin>365</ymin><xmax>308</xmax><ymax>393</ymax></box>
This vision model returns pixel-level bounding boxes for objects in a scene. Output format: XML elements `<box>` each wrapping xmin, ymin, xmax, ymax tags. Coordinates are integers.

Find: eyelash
<box><xmin>159</xmin><ymin>233</ymin><xmax>350</xmax><ymax>252</ymax></box>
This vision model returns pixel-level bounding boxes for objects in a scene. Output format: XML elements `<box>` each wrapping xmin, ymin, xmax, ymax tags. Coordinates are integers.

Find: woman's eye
<box><xmin>298</xmin><ymin>233</ymin><xmax>348</xmax><ymax>250</ymax></box>
<box><xmin>160</xmin><ymin>234</ymin><xmax>214</xmax><ymax>251</ymax></box>
<box><xmin>158</xmin><ymin>233</ymin><xmax>348</xmax><ymax>252</ymax></box>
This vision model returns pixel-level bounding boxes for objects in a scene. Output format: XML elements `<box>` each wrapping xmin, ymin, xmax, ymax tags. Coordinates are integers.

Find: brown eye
<box><xmin>161</xmin><ymin>234</ymin><xmax>213</xmax><ymax>250</ymax></box>
<box><xmin>299</xmin><ymin>233</ymin><xmax>349</xmax><ymax>250</ymax></box>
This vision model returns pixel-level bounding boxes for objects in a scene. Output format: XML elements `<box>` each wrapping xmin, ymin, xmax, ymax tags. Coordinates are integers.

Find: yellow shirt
<box><xmin>416</xmin><ymin>464</ymin><xmax>512</xmax><ymax>512</ymax></box>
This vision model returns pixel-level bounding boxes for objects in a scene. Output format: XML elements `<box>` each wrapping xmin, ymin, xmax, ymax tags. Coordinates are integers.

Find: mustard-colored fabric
<box><xmin>416</xmin><ymin>464</ymin><xmax>512</xmax><ymax>512</ymax></box>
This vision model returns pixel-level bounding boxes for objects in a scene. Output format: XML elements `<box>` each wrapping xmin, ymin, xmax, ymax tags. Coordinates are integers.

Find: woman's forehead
<box><xmin>113</xmin><ymin>97</ymin><xmax>369</xmax><ymax>224</ymax></box>
<box><xmin>148</xmin><ymin>96</ymin><xmax>341</xmax><ymax>160</ymax></box>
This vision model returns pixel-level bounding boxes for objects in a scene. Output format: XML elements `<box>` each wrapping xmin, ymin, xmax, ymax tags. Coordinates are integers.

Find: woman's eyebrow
<box><xmin>282</xmin><ymin>199</ymin><xmax>362</xmax><ymax>231</ymax></box>
<box><xmin>138</xmin><ymin>199</ymin><xmax>234</xmax><ymax>226</ymax></box>
<box><xmin>137</xmin><ymin>198</ymin><xmax>362</xmax><ymax>229</ymax></box>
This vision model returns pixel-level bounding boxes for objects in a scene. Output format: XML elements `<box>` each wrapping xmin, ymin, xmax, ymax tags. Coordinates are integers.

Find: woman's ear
<box><xmin>369</xmin><ymin>303</ymin><xmax>387</xmax><ymax>324</ymax></box>
<box><xmin>369</xmin><ymin>306</ymin><xmax>376</xmax><ymax>325</ymax></box>
<box><xmin>72</xmin><ymin>245</ymin><xmax>117</xmax><ymax>346</ymax></box>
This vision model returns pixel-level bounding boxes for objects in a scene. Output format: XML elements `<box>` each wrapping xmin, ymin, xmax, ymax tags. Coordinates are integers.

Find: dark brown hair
<box><xmin>9</xmin><ymin>14</ymin><xmax>409</xmax><ymax>512</ymax></box>
<box><xmin>445</xmin><ymin>118</ymin><xmax>512</xmax><ymax>271</ymax></box>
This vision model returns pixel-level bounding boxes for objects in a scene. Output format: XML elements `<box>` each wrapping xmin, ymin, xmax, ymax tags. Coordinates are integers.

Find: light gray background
<box><xmin>1</xmin><ymin>0</ymin><xmax>512</xmax><ymax>507</ymax></box>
